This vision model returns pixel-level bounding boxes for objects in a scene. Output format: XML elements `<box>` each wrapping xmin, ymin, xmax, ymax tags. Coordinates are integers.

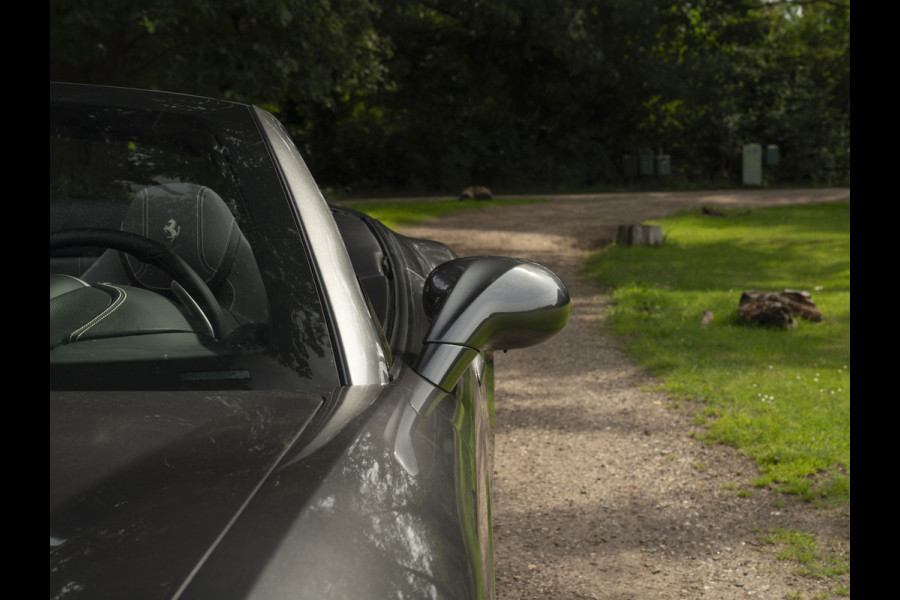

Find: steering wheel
<box><xmin>50</xmin><ymin>228</ymin><xmax>229</xmax><ymax>340</ymax></box>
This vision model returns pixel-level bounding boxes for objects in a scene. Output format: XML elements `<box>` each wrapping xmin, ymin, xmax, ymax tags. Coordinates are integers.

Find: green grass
<box><xmin>340</xmin><ymin>197</ymin><xmax>547</xmax><ymax>230</ymax></box>
<box><xmin>582</xmin><ymin>202</ymin><xmax>850</xmax><ymax>503</ymax></box>
<box><xmin>764</xmin><ymin>528</ymin><xmax>850</xmax><ymax>597</ymax></box>
<box><xmin>764</xmin><ymin>528</ymin><xmax>850</xmax><ymax>580</ymax></box>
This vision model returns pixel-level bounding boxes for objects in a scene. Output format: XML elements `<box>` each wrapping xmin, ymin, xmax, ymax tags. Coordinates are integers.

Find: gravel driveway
<box><xmin>399</xmin><ymin>188</ymin><xmax>851</xmax><ymax>600</ymax></box>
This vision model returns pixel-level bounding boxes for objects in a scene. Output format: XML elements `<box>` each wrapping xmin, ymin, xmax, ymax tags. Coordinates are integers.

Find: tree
<box><xmin>49</xmin><ymin>0</ymin><xmax>389</xmax><ymax>109</ymax></box>
<box><xmin>50</xmin><ymin>0</ymin><xmax>849</xmax><ymax>191</ymax></box>
<box><xmin>308</xmin><ymin>0</ymin><xmax>629</xmax><ymax>191</ymax></box>
<box><xmin>615</xmin><ymin>0</ymin><xmax>850</xmax><ymax>184</ymax></box>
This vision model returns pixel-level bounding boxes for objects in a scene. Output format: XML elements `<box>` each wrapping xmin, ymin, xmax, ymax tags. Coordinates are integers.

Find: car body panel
<box><xmin>179</xmin><ymin>370</ymin><xmax>487</xmax><ymax>600</ymax></box>
<box><xmin>50</xmin><ymin>368</ymin><xmax>491</xmax><ymax>600</ymax></box>
<box><xmin>50</xmin><ymin>390</ymin><xmax>324</xmax><ymax>598</ymax></box>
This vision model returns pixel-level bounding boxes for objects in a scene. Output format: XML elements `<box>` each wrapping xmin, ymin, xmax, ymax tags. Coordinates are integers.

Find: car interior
<box><xmin>50</xmin><ymin>182</ymin><xmax>269</xmax><ymax>347</ymax></box>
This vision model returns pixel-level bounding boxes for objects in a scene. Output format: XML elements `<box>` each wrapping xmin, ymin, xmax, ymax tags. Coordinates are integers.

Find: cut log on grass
<box><xmin>459</xmin><ymin>186</ymin><xmax>493</xmax><ymax>200</ymax></box>
<box><xmin>616</xmin><ymin>224</ymin><xmax>663</xmax><ymax>246</ymax></box>
<box><xmin>738</xmin><ymin>289</ymin><xmax>823</xmax><ymax>328</ymax></box>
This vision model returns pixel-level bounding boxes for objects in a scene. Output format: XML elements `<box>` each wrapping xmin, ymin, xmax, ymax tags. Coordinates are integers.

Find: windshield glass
<box><xmin>50</xmin><ymin>86</ymin><xmax>339</xmax><ymax>391</ymax></box>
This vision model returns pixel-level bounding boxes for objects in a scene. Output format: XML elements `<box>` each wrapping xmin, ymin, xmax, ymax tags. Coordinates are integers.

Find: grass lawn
<box><xmin>339</xmin><ymin>197</ymin><xmax>546</xmax><ymax>230</ymax></box>
<box><xmin>582</xmin><ymin>202</ymin><xmax>850</xmax><ymax>503</ymax></box>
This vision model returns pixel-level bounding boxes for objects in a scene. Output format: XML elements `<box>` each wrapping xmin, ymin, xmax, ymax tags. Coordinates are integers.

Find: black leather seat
<box><xmin>83</xmin><ymin>183</ymin><xmax>268</xmax><ymax>327</ymax></box>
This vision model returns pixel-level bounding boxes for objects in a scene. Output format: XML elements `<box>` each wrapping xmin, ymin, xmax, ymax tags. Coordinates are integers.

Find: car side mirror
<box><xmin>413</xmin><ymin>257</ymin><xmax>571</xmax><ymax>392</ymax></box>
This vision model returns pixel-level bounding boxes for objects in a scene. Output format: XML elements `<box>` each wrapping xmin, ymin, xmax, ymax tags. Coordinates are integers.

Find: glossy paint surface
<box><xmin>181</xmin><ymin>370</ymin><xmax>487</xmax><ymax>600</ymax></box>
<box><xmin>415</xmin><ymin>257</ymin><xmax>571</xmax><ymax>391</ymax></box>
<box><xmin>50</xmin><ymin>390</ymin><xmax>324</xmax><ymax>597</ymax></box>
<box><xmin>50</xmin><ymin>368</ymin><xmax>492</xmax><ymax>599</ymax></box>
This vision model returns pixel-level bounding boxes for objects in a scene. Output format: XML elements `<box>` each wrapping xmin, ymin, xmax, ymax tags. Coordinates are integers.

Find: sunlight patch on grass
<box><xmin>583</xmin><ymin>202</ymin><xmax>850</xmax><ymax>503</ymax></box>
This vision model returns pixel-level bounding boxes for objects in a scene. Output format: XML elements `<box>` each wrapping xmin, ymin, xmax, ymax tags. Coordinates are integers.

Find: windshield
<box><xmin>50</xmin><ymin>86</ymin><xmax>339</xmax><ymax>391</ymax></box>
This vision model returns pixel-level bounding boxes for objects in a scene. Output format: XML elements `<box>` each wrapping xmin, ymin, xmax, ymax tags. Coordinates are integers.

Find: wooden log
<box><xmin>616</xmin><ymin>224</ymin><xmax>663</xmax><ymax>246</ymax></box>
<box><xmin>459</xmin><ymin>186</ymin><xmax>493</xmax><ymax>200</ymax></box>
<box><xmin>738</xmin><ymin>289</ymin><xmax>823</xmax><ymax>328</ymax></box>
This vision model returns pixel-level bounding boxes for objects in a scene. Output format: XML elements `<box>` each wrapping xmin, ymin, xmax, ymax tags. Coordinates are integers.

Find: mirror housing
<box><xmin>413</xmin><ymin>257</ymin><xmax>571</xmax><ymax>391</ymax></box>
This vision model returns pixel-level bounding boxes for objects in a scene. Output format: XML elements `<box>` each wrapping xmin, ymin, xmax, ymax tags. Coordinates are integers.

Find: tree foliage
<box><xmin>50</xmin><ymin>0</ymin><xmax>850</xmax><ymax>192</ymax></box>
<box><xmin>49</xmin><ymin>0</ymin><xmax>388</xmax><ymax>108</ymax></box>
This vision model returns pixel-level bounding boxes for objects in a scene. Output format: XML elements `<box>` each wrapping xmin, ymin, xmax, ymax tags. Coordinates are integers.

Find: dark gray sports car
<box><xmin>50</xmin><ymin>83</ymin><xmax>570</xmax><ymax>599</ymax></box>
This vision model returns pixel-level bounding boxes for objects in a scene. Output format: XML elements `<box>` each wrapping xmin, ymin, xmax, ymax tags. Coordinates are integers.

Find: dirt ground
<box><xmin>399</xmin><ymin>188</ymin><xmax>851</xmax><ymax>600</ymax></box>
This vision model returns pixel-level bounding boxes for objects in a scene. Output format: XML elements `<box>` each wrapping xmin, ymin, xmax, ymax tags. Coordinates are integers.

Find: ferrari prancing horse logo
<box><xmin>164</xmin><ymin>218</ymin><xmax>181</xmax><ymax>241</ymax></box>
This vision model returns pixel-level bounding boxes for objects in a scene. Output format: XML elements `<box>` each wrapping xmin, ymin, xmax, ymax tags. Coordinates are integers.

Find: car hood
<box><xmin>50</xmin><ymin>389</ymin><xmax>324</xmax><ymax>598</ymax></box>
<box><xmin>50</xmin><ymin>372</ymin><xmax>486</xmax><ymax>600</ymax></box>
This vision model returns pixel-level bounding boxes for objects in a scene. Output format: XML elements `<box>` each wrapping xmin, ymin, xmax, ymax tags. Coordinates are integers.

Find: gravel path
<box><xmin>399</xmin><ymin>188</ymin><xmax>851</xmax><ymax>600</ymax></box>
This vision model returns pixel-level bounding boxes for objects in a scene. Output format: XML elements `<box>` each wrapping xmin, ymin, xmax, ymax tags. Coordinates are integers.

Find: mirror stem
<box><xmin>413</xmin><ymin>343</ymin><xmax>479</xmax><ymax>392</ymax></box>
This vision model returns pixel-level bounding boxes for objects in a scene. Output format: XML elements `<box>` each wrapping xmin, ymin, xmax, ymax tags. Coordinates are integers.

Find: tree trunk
<box><xmin>616</xmin><ymin>224</ymin><xmax>663</xmax><ymax>246</ymax></box>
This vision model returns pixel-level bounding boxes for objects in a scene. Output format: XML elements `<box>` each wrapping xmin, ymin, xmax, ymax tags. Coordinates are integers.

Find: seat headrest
<box><xmin>120</xmin><ymin>183</ymin><xmax>241</xmax><ymax>292</ymax></box>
